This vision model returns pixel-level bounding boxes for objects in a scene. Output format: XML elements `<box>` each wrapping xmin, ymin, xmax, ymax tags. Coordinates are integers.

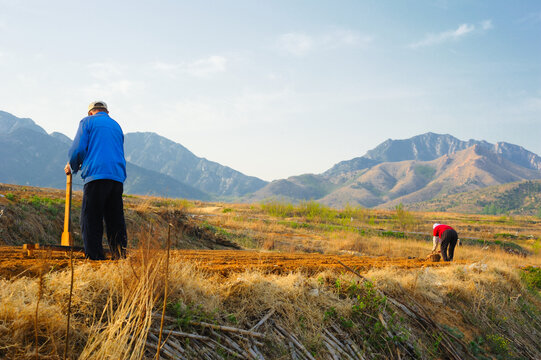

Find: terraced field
<box><xmin>0</xmin><ymin>246</ymin><xmax>460</xmax><ymax>279</ymax></box>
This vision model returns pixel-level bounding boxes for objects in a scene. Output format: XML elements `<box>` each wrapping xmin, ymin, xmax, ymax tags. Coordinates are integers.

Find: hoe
<box><xmin>60</xmin><ymin>173</ymin><xmax>74</xmax><ymax>247</ymax></box>
<box><xmin>23</xmin><ymin>174</ymin><xmax>83</xmax><ymax>256</ymax></box>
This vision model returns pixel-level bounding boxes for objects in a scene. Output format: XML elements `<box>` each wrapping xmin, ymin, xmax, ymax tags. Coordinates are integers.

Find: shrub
<box><xmin>261</xmin><ymin>200</ymin><xmax>337</xmax><ymax>222</ymax></box>
<box><xmin>521</xmin><ymin>266</ymin><xmax>541</xmax><ymax>292</ymax></box>
<box><xmin>261</xmin><ymin>201</ymin><xmax>295</xmax><ymax>217</ymax></box>
<box><xmin>339</xmin><ymin>204</ymin><xmax>366</xmax><ymax>221</ymax></box>
<box><xmin>393</xmin><ymin>203</ymin><xmax>418</xmax><ymax>231</ymax></box>
<box><xmin>482</xmin><ymin>204</ymin><xmax>505</xmax><ymax>215</ymax></box>
<box><xmin>296</xmin><ymin>201</ymin><xmax>336</xmax><ymax>222</ymax></box>
<box><xmin>486</xmin><ymin>334</ymin><xmax>511</xmax><ymax>357</ymax></box>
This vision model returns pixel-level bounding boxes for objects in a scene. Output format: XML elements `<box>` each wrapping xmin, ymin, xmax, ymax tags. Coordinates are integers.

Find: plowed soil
<box><xmin>0</xmin><ymin>246</ymin><xmax>460</xmax><ymax>279</ymax></box>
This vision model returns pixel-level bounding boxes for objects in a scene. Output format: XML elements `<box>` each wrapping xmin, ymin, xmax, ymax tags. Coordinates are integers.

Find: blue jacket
<box><xmin>68</xmin><ymin>112</ymin><xmax>127</xmax><ymax>184</ymax></box>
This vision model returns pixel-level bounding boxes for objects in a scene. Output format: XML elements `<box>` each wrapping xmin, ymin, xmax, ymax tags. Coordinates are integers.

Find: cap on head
<box><xmin>88</xmin><ymin>101</ymin><xmax>108</xmax><ymax>112</ymax></box>
<box><xmin>433</xmin><ymin>223</ymin><xmax>440</xmax><ymax>229</ymax></box>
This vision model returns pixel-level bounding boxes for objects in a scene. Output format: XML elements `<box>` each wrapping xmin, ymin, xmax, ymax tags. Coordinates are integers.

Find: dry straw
<box><xmin>63</xmin><ymin>249</ymin><xmax>74</xmax><ymax>360</ymax></box>
<box><xmin>156</xmin><ymin>223</ymin><xmax>173</xmax><ymax>359</ymax></box>
<box><xmin>34</xmin><ymin>266</ymin><xmax>44</xmax><ymax>360</ymax></box>
<box><xmin>78</xmin><ymin>259</ymin><xmax>159</xmax><ymax>359</ymax></box>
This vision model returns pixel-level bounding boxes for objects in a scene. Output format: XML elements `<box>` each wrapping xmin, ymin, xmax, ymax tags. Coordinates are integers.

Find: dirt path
<box><xmin>0</xmin><ymin>246</ymin><xmax>461</xmax><ymax>279</ymax></box>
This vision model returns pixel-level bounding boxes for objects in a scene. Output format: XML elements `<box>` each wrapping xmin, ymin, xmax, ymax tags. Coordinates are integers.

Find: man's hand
<box><xmin>64</xmin><ymin>163</ymin><xmax>71</xmax><ymax>175</ymax></box>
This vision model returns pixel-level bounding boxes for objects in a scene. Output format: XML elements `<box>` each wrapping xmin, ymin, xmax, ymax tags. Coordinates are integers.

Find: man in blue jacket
<box><xmin>65</xmin><ymin>101</ymin><xmax>127</xmax><ymax>260</ymax></box>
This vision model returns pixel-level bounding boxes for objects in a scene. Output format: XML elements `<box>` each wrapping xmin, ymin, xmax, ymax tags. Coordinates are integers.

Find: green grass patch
<box><xmin>261</xmin><ymin>200</ymin><xmax>295</xmax><ymax>217</ymax></box>
<box><xmin>167</xmin><ymin>300</ymin><xmax>217</xmax><ymax>329</ymax></box>
<box><xmin>492</xmin><ymin>240</ymin><xmax>530</xmax><ymax>255</ymax></box>
<box><xmin>152</xmin><ymin>198</ymin><xmax>193</xmax><ymax>208</ymax></box>
<box><xmin>521</xmin><ymin>266</ymin><xmax>541</xmax><ymax>293</ymax></box>
<box><xmin>380</xmin><ymin>230</ymin><xmax>405</xmax><ymax>238</ymax></box>
<box><xmin>494</xmin><ymin>233</ymin><xmax>518</xmax><ymax>239</ymax></box>
<box><xmin>261</xmin><ymin>200</ymin><xmax>352</xmax><ymax>223</ymax></box>
<box><xmin>278</xmin><ymin>220</ymin><xmax>313</xmax><ymax>230</ymax></box>
<box><xmin>25</xmin><ymin>195</ymin><xmax>63</xmax><ymax>218</ymax></box>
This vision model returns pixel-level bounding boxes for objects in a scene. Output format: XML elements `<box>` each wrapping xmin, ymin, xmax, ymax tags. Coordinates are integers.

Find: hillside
<box><xmin>124</xmin><ymin>132</ymin><xmax>268</xmax><ymax>197</ymax></box>
<box><xmin>0</xmin><ymin>183</ymin><xmax>229</xmax><ymax>248</ymax></box>
<box><xmin>372</xmin><ymin>144</ymin><xmax>541</xmax><ymax>209</ymax></box>
<box><xmin>4</xmin><ymin>109</ymin><xmax>541</xmax><ymax>209</ymax></box>
<box><xmin>0</xmin><ymin>128</ymin><xmax>207</xmax><ymax>200</ymax></box>
<box><xmin>0</xmin><ymin>184</ymin><xmax>540</xmax><ymax>359</ymax></box>
<box><xmin>407</xmin><ymin>179</ymin><xmax>541</xmax><ymax>215</ymax></box>
<box><xmin>250</xmin><ymin>133</ymin><xmax>541</xmax><ymax>208</ymax></box>
<box><xmin>0</xmin><ymin>111</ymin><xmax>220</xmax><ymax>200</ymax></box>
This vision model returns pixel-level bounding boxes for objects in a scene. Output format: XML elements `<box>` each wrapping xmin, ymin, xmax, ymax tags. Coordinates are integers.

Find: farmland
<box><xmin>0</xmin><ymin>183</ymin><xmax>540</xmax><ymax>359</ymax></box>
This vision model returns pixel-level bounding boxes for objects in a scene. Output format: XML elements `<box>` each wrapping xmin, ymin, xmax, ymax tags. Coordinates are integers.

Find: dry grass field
<box><xmin>0</xmin><ymin>183</ymin><xmax>540</xmax><ymax>359</ymax></box>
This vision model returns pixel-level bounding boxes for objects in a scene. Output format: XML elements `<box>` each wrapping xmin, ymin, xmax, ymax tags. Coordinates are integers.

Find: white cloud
<box><xmin>82</xmin><ymin>80</ymin><xmax>140</xmax><ymax>98</ymax></box>
<box><xmin>87</xmin><ymin>62</ymin><xmax>122</xmax><ymax>81</ymax></box>
<box><xmin>522</xmin><ymin>95</ymin><xmax>541</xmax><ymax>113</ymax></box>
<box><xmin>408</xmin><ymin>20</ymin><xmax>493</xmax><ymax>49</ymax></box>
<box><xmin>409</xmin><ymin>23</ymin><xmax>475</xmax><ymax>48</ymax></box>
<box><xmin>163</xmin><ymin>88</ymin><xmax>296</xmax><ymax>131</ymax></box>
<box><xmin>322</xmin><ymin>29</ymin><xmax>373</xmax><ymax>47</ymax></box>
<box><xmin>277</xmin><ymin>29</ymin><xmax>372</xmax><ymax>56</ymax></box>
<box><xmin>154</xmin><ymin>55</ymin><xmax>227</xmax><ymax>78</ymax></box>
<box><xmin>187</xmin><ymin>56</ymin><xmax>227</xmax><ymax>77</ymax></box>
<box><xmin>481</xmin><ymin>19</ymin><xmax>493</xmax><ymax>30</ymax></box>
<box><xmin>16</xmin><ymin>73</ymin><xmax>39</xmax><ymax>87</ymax></box>
<box><xmin>83</xmin><ymin>63</ymin><xmax>140</xmax><ymax>97</ymax></box>
<box><xmin>518</xmin><ymin>11</ymin><xmax>541</xmax><ymax>24</ymax></box>
<box><xmin>276</xmin><ymin>33</ymin><xmax>315</xmax><ymax>56</ymax></box>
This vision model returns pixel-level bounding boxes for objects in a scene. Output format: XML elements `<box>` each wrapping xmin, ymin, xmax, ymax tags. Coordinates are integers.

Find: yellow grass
<box><xmin>1</xmin><ymin>188</ymin><xmax>540</xmax><ymax>358</ymax></box>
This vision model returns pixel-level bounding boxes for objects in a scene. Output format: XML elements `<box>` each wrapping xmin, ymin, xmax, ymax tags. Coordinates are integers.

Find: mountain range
<box><xmin>124</xmin><ymin>132</ymin><xmax>267</xmax><ymax>197</ymax></box>
<box><xmin>2</xmin><ymin>110</ymin><xmax>541</xmax><ymax>210</ymax></box>
<box><xmin>0</xmin><ymin>111</ymin><xmax>257</xmax><ymax>199</ymax></box>
<box><xmin>406</xmin><ymin>179</ymin><xmax>541</xmax><ymax>215</ymax></box>
<box><xmin>244</xmin><ymin>133</ymin><xmax>541</xmax><ymax>208</ymax></box>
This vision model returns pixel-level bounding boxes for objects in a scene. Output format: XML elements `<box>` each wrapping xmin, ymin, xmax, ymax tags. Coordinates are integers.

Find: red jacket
<box><xmin>433</xmin><ymin>224</ymin><xmax>453</xmax><ymax>238</ymax></box>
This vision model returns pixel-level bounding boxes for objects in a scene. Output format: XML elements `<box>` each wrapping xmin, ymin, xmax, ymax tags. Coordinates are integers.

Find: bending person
<box><xmin>432</xmin><ymin>223</ymin><xmax>458</xmax><ymax>262</ymax></box>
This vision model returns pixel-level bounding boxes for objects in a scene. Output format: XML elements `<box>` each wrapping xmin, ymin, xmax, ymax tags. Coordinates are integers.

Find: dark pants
<box><xmin>440</xmin><ymin>229</ymin><xmax>458</xmax><ymax>262</ymax></box>
<box><xmin>81</xmin><ymin>179</ymin><xmax>127</xmax><ymax>260</ymax></box>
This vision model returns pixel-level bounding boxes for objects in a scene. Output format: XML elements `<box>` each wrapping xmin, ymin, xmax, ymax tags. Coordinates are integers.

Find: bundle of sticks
<box><xmin>148</xmin><ymin>311</ymin><xmax>371</xmax><ymax>360</ymax></box>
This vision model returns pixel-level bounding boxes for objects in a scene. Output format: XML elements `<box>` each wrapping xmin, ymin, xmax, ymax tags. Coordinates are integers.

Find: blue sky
<box><xmin>0</xmin><ymin>0</ymin><xmax>539</xmax><ymax>181</ymax></box>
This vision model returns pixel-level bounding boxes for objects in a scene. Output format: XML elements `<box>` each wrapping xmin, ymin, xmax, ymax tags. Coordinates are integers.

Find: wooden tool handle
<box><xmin>61</xmin><ymin>173</ymin><xmax>73</xmax><ymax>246</ymax></box>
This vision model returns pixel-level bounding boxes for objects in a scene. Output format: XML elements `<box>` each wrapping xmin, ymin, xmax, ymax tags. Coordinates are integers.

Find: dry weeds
<box><xmin>1</xmin><ymin>187</ymin><xmax>540</xmax><ymax>358</ymax></box>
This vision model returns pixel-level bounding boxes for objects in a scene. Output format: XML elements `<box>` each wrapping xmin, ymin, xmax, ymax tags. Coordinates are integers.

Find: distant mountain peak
<box><xmin>252</xmin><ymin>132</ymin><xmax>541</xmax><ymax>208</ymax></box>
<box><xmin>124</xmin><ymin>132</ymin><xmax>268</xmax><ymax>197</ymax></box>
<box><xmin>364</xmin><ymin>132</ymin><xmax>470</xmax><ymax>162</ymax></box>
<box><xmin>50</xmin><ymin>132</ymin><xmax>72</xmax><ymax>145</ymax></box>
<box><xmin>0</xmin><ymin>110</ymin><xmax>47</xmax><ymax>135</ymax></box>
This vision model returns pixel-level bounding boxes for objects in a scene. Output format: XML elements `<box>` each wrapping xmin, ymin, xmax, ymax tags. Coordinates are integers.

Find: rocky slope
<box><xmin>4</xmin><ymin>109</ymin><xmax>541</xmax><ymax>209</ymax></box>
<box><xmin>0</xmin><ymin>111</ymin><xmax>208</xmax><ymax>200</ymax></box>
<box><xmin>124</xmin><ymin>132</ymin><xmax>268</xmax><ymax>197</ymax></box>
<box><xmin>407</xmin><ymin>179</ymin><xmax>541</xmax><ymax>215</ymax></box>
<box><xmin>249</xmin><ymin>133</ymin><xmax>541</xmax><ymax>208</ymax></box>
